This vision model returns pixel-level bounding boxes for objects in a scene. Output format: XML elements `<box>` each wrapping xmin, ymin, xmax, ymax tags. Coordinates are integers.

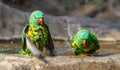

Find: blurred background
<box><xmin>0</xmin><ymin>0</ymin><xmax>120</xmax><ymax>55</ymax></box>
<box><xmin>2</xmin><ymin>0</ymin><xmax>120</xmax><ymax>22</ymax></box>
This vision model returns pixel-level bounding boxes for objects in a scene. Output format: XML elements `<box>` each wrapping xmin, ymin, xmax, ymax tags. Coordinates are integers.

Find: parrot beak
<box><xmin>82</xmin><ymin>40</ymin><xmax>87</xmax><ymax>47</ymax></box>
<box><xmin>38</xmin><ymin>18</ymin><xmax>43</xmax><ymax>25</ymax></box>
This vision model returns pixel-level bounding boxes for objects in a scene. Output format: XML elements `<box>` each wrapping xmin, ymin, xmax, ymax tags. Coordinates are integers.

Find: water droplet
<box><xmin>11</xmin><ymin>41</ymin><xmax>13</xmax><ymax>44</ymax></box>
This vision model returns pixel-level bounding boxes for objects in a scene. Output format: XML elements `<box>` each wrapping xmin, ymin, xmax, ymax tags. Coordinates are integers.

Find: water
<box><xmin>0</xmin><ymin>40</ymin><xmax>120</xmax><ymax>56</ymax></box>
<box><xmin>0</xmin><ymin>41</ymin><xmax>21</xmax><ymax>54</ymax></box>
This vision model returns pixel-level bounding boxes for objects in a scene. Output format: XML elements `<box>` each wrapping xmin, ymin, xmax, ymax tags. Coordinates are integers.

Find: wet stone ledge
<box><xmin>0</xmin><ymin>53</ymin><xmax>120</xmax><ymax>70</ymax></box>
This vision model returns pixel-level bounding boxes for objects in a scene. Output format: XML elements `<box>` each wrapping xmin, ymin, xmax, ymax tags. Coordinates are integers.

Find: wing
<box><xmin>45</xmin><ymin>24</ymin><xmax>56</xmax><ymax>56</ymax></box>
<box><xmin>70</xmin><ymin>35</ymin><xmax>78</xmax><ymax>49</ymax></box>
<box><xmin>70</xmin><ymin>35</ymin><xmax>84</xmax><ymax>55</ymax></box>
<box><xmin>22</xmin><ymin>24</ymin><xmax>29</xmax><ymax>50</ymax></box>
<box><xmin>91</xmin><ymin>34</ymin><xmax>100</xmax><ymax>50</ymax></box>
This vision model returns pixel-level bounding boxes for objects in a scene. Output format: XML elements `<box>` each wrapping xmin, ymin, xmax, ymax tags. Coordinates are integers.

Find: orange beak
<box><xmin>82</xmin><ymin>40</ymin><xmax>87</xmax><ymax>47</ymax></box>
<box><xmin>38</xmin><ymin>18</ymin><xmax>43</xmax><ymax>25</ymax></box>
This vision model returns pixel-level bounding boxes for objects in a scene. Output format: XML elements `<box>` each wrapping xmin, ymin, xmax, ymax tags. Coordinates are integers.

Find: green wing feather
<box><xmin>45</xmin><ymin>24</ymin><xmax>55</xmax><ymax>56</ymax></box>
<box><xmin>70</xmin><ymin>34</ymin><xmax>84</xmax><ymax>54</ymax></box>
<box><xmin>22</xmin><ymin>24</ymin><xmax>29</xmax><ymax>50</ymax></box>
<box><xmin>91</xmin><ymin>34</ymin><xmax>100</xmax><ymax>50</ymax></box>
<box><xmin>19</xmin><ymin>24</ymin><xmax>29</xmax><ymax>55</ymax></box>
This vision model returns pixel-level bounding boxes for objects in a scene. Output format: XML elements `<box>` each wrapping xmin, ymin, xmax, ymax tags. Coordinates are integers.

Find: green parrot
<box><xmin>70</xmin><ymin>29</ymin><xmax>100</xmax><ymax>55</ymax></box>
<box><xmin>19</xmin><ymin>10</ymin><xmax>55</xmax><ymax>57</ymax></box>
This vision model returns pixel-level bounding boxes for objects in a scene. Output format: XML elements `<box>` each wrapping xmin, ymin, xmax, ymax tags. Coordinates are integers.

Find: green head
<box><xmin>77</xmin><ymin>29</ymin><xmax>91</xmax><ymax>47</ymax></box>
<box><xmin>29</xmin><ymin>10</ymin><xmax>44</xmax><ymax>25</ymax></box>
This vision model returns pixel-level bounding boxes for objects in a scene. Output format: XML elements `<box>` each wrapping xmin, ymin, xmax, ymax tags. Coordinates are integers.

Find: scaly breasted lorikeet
<box><xmin>19</xmin><ymin>10</ymin><xmax>55</xmax><ymax>57</ymax></box>
<box><xmin>70</xmin><ymin>29</ymin><xmax>100</xmax><ymax>55</ymax></box>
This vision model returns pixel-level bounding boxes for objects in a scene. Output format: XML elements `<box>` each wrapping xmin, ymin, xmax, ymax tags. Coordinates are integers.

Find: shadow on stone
<box><xmin>94</xmin><ymin>53</ymin><xmax>115</xmax><ymax>57</ymax></box>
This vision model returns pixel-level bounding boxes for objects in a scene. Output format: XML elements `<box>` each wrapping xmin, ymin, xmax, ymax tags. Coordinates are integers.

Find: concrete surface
<box><xmin>0</xmin><ymin>53</ymin><xmax>120</xmax><ymax>70</ymax></box>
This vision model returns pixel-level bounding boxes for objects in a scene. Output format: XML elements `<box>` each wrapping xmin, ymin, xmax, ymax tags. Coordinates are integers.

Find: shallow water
<box><xmin>0</xmin><ymin>41</ymin><xmax>21</xmax><ymax>54</ymax></box>
<box><xmin>0</xmin><ymin>40</ymin><xmax>120</xmax><ymax>56</ymax></box>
